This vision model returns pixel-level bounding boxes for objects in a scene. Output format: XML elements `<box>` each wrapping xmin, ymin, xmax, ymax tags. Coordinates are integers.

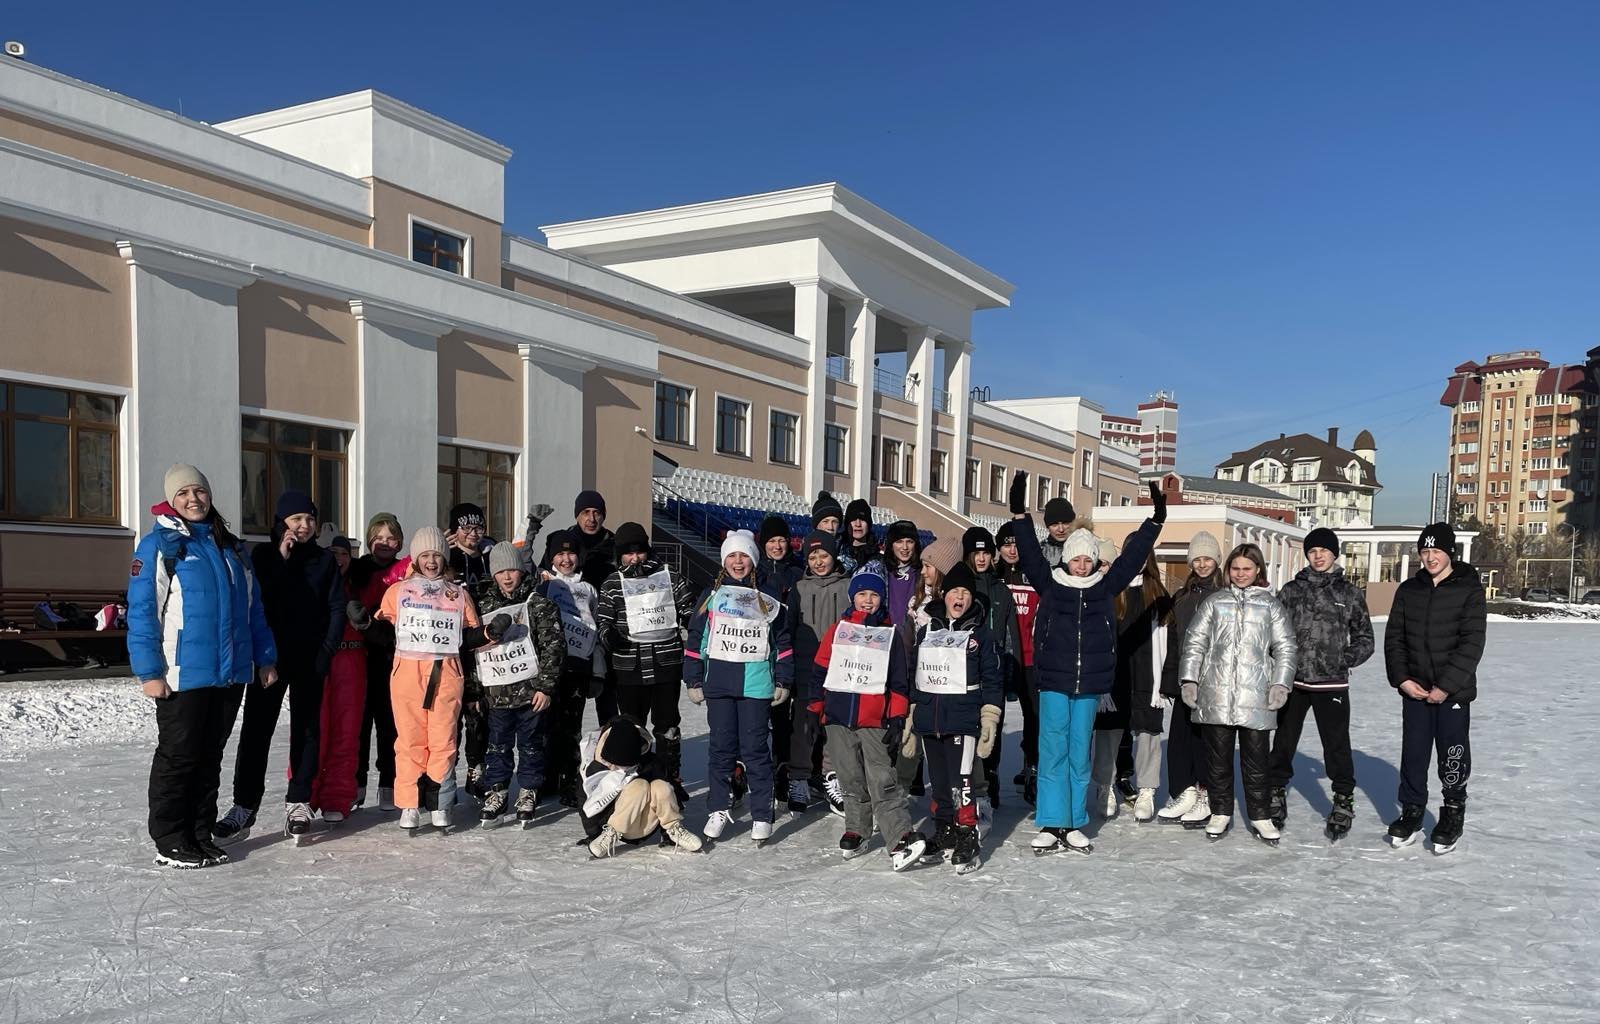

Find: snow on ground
<box><xmin>1</xmin><ymin>622</ymin><xmax>1596</xmax><ymax>1023</ymax></box>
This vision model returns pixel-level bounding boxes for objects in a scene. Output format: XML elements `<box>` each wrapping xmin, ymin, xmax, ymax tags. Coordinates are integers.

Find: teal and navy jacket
<box><xmin>683</xmin><ymin>572</ymin><xmax>794</xmax><ymax>699</ymax></box>
<box><xmin>128</xmin><ymin>503</ymin><xmax>277</xmax><ymax>691</ymax></box>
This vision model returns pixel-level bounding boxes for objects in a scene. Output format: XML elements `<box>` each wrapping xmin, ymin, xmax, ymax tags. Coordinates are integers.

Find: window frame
<box><xmin>930</xmin><ymin>449</ymin><xmax>950</xmax><ymax>495</ymax></box>
<box><xmin>713</xmin><ymin>393</ymin><xmax>752</xmax><ymax>459</ymax></box>
<box><xmin>767</xmin><ymin>406</ymin><xmax>801</xmax><ymax>468</ymax></box>
<box><xmin>240</xmin><ymin>413</ymin><xmax>349</xmax><ymax>538</ymax></box>
<box><xmin>880</xmin><ymin>438</ymin><xmax>903</xmax><ymax>486</ymax></box>
<box><xmin>653</xmin><ymin>379</ymin><xmax>697</xmax><ymax>448</ymax></box>
<box><xmin>824</xmin><ymin>423</ymin><xmax>849</xmax><ymax>475</ymax></box>
<box><xmin>408</xmin><ymin>214</ymin><xmax>471</xmax><ymax>277</ymax></box>
<box><xmin>0</xmin><ymin>379</ymin><xmax>121</xmax><ymax>526</ymax></box>
<box><xmin>988</xmin><ymin>463</ymin><xmax>1007</xmax><ymax>504</ymax></box>
<box><xmin>966</xmin><ymin>457</ymin><xmax>980</xmax><ymax>500</ymax></box>
<box><xmin>437</xmin><ymin>441</ymin><xmax>518</xmax><ymax>540</ymax></box>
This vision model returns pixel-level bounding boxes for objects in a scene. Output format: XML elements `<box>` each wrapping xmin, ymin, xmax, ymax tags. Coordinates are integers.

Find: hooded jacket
<box><xmin>811</xmin><ymin>606</ymin><xmax>910</xmax><ymax>728</ymax></box>
<box><xmin>997</xmin><ymin>559</ymin><xmax>1038</xmax><ymax>669</ymax></box>
<box><xmin>1383</xmin><ymin>561</ymin><xmax>1487</xmax><ymax>702</ymax></box>
<box><xmin>910</xmin><ymin>594</ymin><xmax>1004</xmax><ymax>736</ymax></box>
<box><xmin>1179</xmin><ymin>584</ymin><xmax>1299</xmax><ymax>731</ymax></box>
<box><xmin>251</xmin><ymin>520</ymin><xmax>345</xmax><ymax>677</ymax></box>
<box><xmin>791</xmin><ymin>564</ymin><xmax>852</xmax><ymax>693</ymax></box>
<box><xmin>1013</xmin><ymin>515</ymin><xmax>1162</xmax><ymax>696</ymax></box>
<box><xmin>596</xmin><ymin>558</ymin><xmax>697</xmax><ymax>682</ymax></box>
<box><xmin>684</xmin><ymin>571</ymin><xmax>795</xmax><ymax>699</ymax></box>
<box><xmin>1160</xmin><ymin>570</ymin><xmax>1220</xmax><ymax>698</ymax></box>
<box><xmin>1277</xmin><ymin>565</ymin><xmax>1375</xmax><ymax>688</ymax></box>
<box><xmin>128</xmin><ymin>504</ymin><xmax>277</xmax><ymax>691</ymax></box>
<box><xmin>466</xmin><ymin>574</ymin><xmax>567</xmax><ymax>709</ymax></box>
<box><xmin>447</xmin><ymin>538</ymin><xmax>498</xmax><ymax>590</ymax></box>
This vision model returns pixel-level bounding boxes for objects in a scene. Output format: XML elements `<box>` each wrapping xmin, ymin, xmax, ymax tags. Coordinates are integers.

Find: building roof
<box><xmin>1438</xmin><ymin>354</ymin><xmax>1594</xmax><ymax>407</ymax></box>
<box><xmin>1215</xmin><ymin>433</ymin><xmax>1381</xmax><ymax>489</ymax></box>
<box><xmin>1352</xmin><ymin>429</ymin><xmax>1376</xmax><ymax>450</ymax></box>
<box><xmin>1177</xmin><ymin>474</ymin><xmax>1294</xmax><ymax>503</ymax></box>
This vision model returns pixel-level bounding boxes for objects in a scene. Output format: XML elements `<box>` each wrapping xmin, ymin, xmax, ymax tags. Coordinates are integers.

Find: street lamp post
<box><xmin>1555</xmin><ymin>522</ymin><xmax>1579</xmax><ymax>599</ymax></box>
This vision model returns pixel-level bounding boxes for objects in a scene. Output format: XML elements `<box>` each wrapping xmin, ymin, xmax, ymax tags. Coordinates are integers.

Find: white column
<box><xmin>907</xmin><ymin>325</ymin><xmax>936</xmax><ymax>493</ymax></box>
<box><xmin>848</xmin><ymin>299</ymin><xmax>878</xmax><ymax>498</ymax></box>
<box><xmin>519</xmin><ymin>344</ymin><xmax>592</xmax><ymax>519</ymax></box>
<box><xmin>792</xmin><ymin>278</ymin><xmax>830</xmax><ymax>496</ymax></box>
<box><xmin>350</xmin><ymin>300</ymin><xmax>449</xmax><ymax>544</ymax></box>
<box><xmin>120</xmin><ymin>242</ymin><xmax>255</xmax><ymax>526</ymax></box>
<box><xmin>949</xmin><ymin>340</ymin><xmax>973</xmax><ymax>512</ymax></box>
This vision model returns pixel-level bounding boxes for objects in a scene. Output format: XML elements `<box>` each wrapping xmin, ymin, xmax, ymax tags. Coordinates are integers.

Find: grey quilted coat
<box><xmin>1179</xmin><ymin>584</ymin><xmax>1298</xmax><ymax>730</ymax></box>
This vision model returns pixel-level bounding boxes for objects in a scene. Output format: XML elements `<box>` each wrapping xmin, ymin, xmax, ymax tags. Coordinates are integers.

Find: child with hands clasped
<box><xmin>812</xmin><ymin>565</ymin><xmax>925</xmax><ymax>870</ymax></box>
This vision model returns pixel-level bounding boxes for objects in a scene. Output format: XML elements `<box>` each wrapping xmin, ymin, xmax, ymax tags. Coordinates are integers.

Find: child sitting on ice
<box><xmin>579</xmin><ymin>717</ymin><xmax>703</xmax><ymax>857</ymax></box>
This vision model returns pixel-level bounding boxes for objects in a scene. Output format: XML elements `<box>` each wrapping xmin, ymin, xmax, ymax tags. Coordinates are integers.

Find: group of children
<box><xmin>136</xmin><ymin>461</ymin><xmax>1484</xmax><ymax>870</ymax></box>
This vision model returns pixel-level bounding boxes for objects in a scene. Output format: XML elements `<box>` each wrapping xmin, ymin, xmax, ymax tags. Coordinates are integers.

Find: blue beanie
<box><xmin>848</xmin><ymin>565</ymin><xmax>887</xmax><ymax>601</ymax></box>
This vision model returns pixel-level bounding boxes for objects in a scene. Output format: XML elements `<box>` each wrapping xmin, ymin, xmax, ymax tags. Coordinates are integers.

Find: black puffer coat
<box><xmin>1160</xmin><ymin>570</ymin><xmax>1220</xmax><ymax>699</ymax></box>
<box><xmin>1277</xmin><ymin>566</ymin><xmax>1374</xmax><ymax>687</ymax></box>
<box><xmin>1383</xmin><ymin>561</ymin><xmax>1487</xmax><ymax>702</ymax></box>
<box><xmin>1101</xmin><ymin>583</ymin><xmax>1174</xmax><ymax>734</ymax></box>
<box><xmin>251</xmin><ymin>526</ymin><xmax>345</xmax><ymax>678</ymax></box>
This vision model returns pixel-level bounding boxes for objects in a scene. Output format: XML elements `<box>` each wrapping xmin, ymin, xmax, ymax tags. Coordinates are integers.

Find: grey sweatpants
<box><xmin>1092</xmin><ymin>728</ymin><xmax>1161</xmax><ymax>790</ymax></box>
<box><xmin>825</xmin><ymin>723</ymin><xmax>913</xmax><ymax>844</ymax></box>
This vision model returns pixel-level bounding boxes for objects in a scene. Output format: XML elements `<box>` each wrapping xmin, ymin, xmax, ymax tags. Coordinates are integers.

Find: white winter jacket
<box><xmin>1178</xmin><ymin>584</ymin><xmax>1298</xmax><ymax>731</ymax></box>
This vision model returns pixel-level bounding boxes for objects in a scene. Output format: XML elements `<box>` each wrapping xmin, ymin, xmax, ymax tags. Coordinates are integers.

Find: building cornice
<box><xmin>117</xmin><ymin>240</ymin><xmax>259</xmax><ymax>289</ymax></box>
<box><xmin>216</xmin><ymin>89</ymin><xmax>512</xmax><ymax>165</ymax></box>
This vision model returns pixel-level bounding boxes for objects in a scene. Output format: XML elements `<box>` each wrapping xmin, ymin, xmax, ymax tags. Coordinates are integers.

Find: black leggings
<box><xmin>358</xmin><ymin>648</ymin><xmax>396</xmax><ymax>789</ymax></box>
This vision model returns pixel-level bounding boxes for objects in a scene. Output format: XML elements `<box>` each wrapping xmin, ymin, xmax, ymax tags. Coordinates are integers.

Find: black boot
<box><xmin>1387</xmin><ymin>803</ymin><xmax>1425</xmax><ymax>848</ymax></box>
<box><xmin>657</xmin><ymin>727</ymin><xmax>690</xmax><ymax>806</ymax></box>
<box><xmin>1430</xmin><ymin>799</ymin><xmax>1466</xmax><ymax>855</ymax></box>
<box><xmin>1326</xmin><ymin>792</ymin><xmax>1354</xmax><ymax>841</ymax></box>
<box><xmin>1022</xmin><ymin>766</ymin><xmax>1038</xmax><ymax>807</ymax></box>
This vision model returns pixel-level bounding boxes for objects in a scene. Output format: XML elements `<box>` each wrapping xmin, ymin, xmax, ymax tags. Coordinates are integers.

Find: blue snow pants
<box><xmin>1036</xmin><ymin>690</ymin><xmax>1098</xmax><ymax>829</ymax></box>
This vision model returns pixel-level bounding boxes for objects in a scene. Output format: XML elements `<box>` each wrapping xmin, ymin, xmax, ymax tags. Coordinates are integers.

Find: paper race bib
<box><xmin>473</xmin><ymin>600</ymin><xmax>541</xmax><ymax>687</ymax></box>
<box><xmin>916</xmin><ymin>629</ymin><xmax>972</xmax><ymax>695</ymax></box>
<box><xmin>396</xmin><ymin>604</ymin><xmax>463</xmax><ymax>656</ymax></box>
<box><xmin>823</xmin><ymin>623</ymin><xmax>896</xmax><ymax>694</ymax></box>
<box><xmin>545</xmin><ymin>577</ymin><xmax>598</xmax><ymax>658</ymax></box>
<box><xmin>707</xmin><ymin>585</ymin><xmax>773</xmax><ymax>663</ymax></box>
<box><xmin>622</xmin><ymin>569</ymin><xmax>678</xmax><ymax>643</ymax></box>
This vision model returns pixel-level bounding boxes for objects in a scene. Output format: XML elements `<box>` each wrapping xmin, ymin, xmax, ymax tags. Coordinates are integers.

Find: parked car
<box><xmin>1580</xmin><ymin>589</ymin><xmax>1600</xmax><ymax>605</ymax></box>
<box><xmin>1523</xmin><ymin>587</ymin><xmax>1554</xmax><ymax>603</ymax></box>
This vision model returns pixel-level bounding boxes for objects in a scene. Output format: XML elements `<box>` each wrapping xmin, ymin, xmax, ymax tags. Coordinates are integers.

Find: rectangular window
<box><xmin>825</xmin><ymin>424</ymin><xmax>848</xmax><ymax>474</ymax></box>
<box><xmin>768</xmin><ymin>410</ymin><xmax>799</xmax><ymax>466</ymax></box>
<box><xmin>903</xmin><ymin>443</ymin><xmax>916</xmax><ymax>487</ymax></box>
<box><xmin>411</xmin><ymin>221</ymin><xmax>467</xmax><ymax>275</ymax></box>
<box><xmin>654</xmin><ymin>382</ymin><xmax>693</xmax><ymax>445</ymax></box>
<box><xmin>715</xmin><ymin>397</ymin><xmax>749</xmax><ymax>457</ymax></box>
<box><xmin>0</xmin><ymin>382</ymin><xmax>120</xmax><ymax>524</ymax></box>
<box><xmin>989</xmin><ymin>464</ymin><xmax>1006</xmax><ymax>503</ymax></box>
<box><xmin>931</xmin><ymin>450</ymin><xmax>949</xmax><ymax>495</ymax></box>
<box><xmin>437</xmin><ymin>444</ymin><xmax>515</xmax><ymax>540</ymax></box>
<box><xmin>241</xmin><ymin>415</ymin><xmax>348</xmax><ymax>536</ymax></box>
<box><xmin>966</xmin><ymin>458</ymin><xmax>980</xmax><ymax>499</ymax></box>
<box><xmin>1038</xmin><ymin>476</ymin><xmax>1051</xmax><ymax>510</ymax></box>
<box><xmin>1059</xmin><ymin>481</ymin><xmax>1071</xmax><ymax>500</ymax></box>
<box><xmin>1121</xmin><ymin>496</ymin><xmax>1132</xmax><ymax>506</ymax></box>
<box><xmin>1100</xmin><ymin>490</ymin><xmax>1111</xmax><ymax>506</ymax></box>
<box><xmin>1082</xmin><ymin>451</ymin><xmax>1095</xmax><ymax>488</ymax></box>
<box><xmin>880</xmin><ymin>438</ymin><xmax>902</xmax><ymax>485</ymax></box>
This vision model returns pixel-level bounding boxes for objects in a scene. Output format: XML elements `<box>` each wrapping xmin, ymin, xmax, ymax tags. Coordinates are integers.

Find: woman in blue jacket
<box><xmin>128</xmin><ymin>464</ymin><xmax>277</xmax><ymax>869</ymax></box>
<box><xmin>1009</xmin><ymin>471</ymin><xmax>1165</xmax><ymax>855</ymax></box>
<box><xmin>684</xmin><ymin>530</ymin><xmax>794</xmax><ymax>845</ymax></box>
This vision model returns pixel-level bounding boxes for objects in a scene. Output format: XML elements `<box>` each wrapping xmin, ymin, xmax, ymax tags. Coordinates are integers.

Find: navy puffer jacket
<box><xmin>910</xmin><ymin>595</ymin><xmax>1004</xmax><ymax>737</ymax></box>
<box><xmin>1012</xmin><ymin>516</ymin><xmax>1161</xmax><ymax>696</ymax></box>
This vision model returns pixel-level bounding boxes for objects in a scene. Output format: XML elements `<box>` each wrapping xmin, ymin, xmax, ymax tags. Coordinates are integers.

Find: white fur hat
<box><xmin>720</xmin><ymin>529</ymin><xmax>759</xmax><ymax>564</ymax></box>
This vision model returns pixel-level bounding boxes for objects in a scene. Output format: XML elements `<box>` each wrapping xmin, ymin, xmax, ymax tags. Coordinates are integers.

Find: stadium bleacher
<box><xmin>653</xmin><ymin>468</ymin><xmax>934</xmax><ymax>549</ymax></box>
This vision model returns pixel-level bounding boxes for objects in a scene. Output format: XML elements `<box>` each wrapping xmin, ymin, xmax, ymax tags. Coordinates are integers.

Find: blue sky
<box><xmin>12</xmin><ymin>2</ymin><xmax>1598</xmax><ymax>520</ymax></box>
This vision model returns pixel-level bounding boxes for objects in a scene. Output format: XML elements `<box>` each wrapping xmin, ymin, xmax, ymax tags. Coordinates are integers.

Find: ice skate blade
<box><xmin>153</xmin><ymin>854</ymin><xmax>205</xmax><ymax>869</ymax></box>
<box><xmin>1387</xmin><ymin>830</ymin><xmax>1423</xmax><ymax>849</ymax></box>
<box><xmin>1205</xmin><ymin>830</ymin><xmax>1230</xmax><ymax>842</ymax></box>
<box><xmin>1248</xmin><ymin>830</ymin><xmax>1279</xmax><ymax>847</ymax></box>
<box><xmin>955</xmin><ymin>859</ymin><xmax>982</xmax><ymax>875</ymax></box>
<box><xmin>841</xmin><ymin>847</ymin><xmax>870</xmax><ymax>860</ymax></box>
<box><xmin>1180</xmin><ymin>819</ymin><xmax>1209</xmax><ymax>831</ymax></box>
<box><xmin>890</xmin><ymin>840</ymin><xmax>927</xmax><ymax>872</ymax></box>
<box><xmin>1430</xmin><ymin>840</ymin><xmax>1457</xmax><ymax>856</ymax></box>
<box><xmin>213</xmin><ymin>828</ymin><xmax>251</xmax><ymax>848</ymax></box>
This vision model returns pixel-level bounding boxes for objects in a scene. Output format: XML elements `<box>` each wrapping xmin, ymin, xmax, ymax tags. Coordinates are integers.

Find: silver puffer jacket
<box><xmin>1179</xmin><ymin>584</ymin><xmax>1298</xmax><ymax>730</ymax></box>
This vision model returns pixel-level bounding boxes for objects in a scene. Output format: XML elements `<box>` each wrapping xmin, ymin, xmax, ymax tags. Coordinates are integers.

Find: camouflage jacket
<box><xmin>1276</xmin><ymin>566</ymin><xmax>1374</xmax><ymax>688</ymax></box>
<box><xmin>466</xmin><ymin>575</ymin><xmax>567</xmax><ymax>709</ymax></box>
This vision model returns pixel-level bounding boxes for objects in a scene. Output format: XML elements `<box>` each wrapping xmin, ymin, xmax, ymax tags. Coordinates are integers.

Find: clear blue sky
<box><xmin>11</xmin><ymin>2</ymin><xmax>1598</xmax><ymax>521</ymax></box>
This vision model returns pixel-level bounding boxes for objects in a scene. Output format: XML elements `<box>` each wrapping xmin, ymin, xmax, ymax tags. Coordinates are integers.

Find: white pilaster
<box><xmin>848</xmin><ymin>299</ymin><xmax>878</xmax><ymax>498</ymax></box>
<box><xmin>908</xmin><ymin>325</ymin><xmax>936</xmax><ymax>494</ymax></box>
<box><xmin>792</xmin><ymin>278</ymin><xmax>830</xmax><ymax>496</ymax></box>
<box><xmin>519</xmin><ymin>344</ymin><xmax>592</xmax><ymax>522</ymax></box>
<box><xmin>351</xmin><ymin>300</ymin><xmax>450</xmax><ymax>543</ymax></box>
<box><xmin>949</xmin><ymin>340</ymin><xmax>973</xmax><ymax>511</ymax></box>
<box><xmin>120</xmin><ymin>242</ymin><xmax>255</xmax><ymax>526</ymax></box>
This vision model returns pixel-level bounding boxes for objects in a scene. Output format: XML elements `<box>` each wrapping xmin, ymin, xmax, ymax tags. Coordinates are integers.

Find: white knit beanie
<box><xmin>1097</xmin><ymin>537</ymin><xmax>1119</xmax><ymax>565</ymax></box>
<box><xmin>1061</xmin><ymin>528</ymin><xmax>1100</xmax><ymax>566</ymax></box>
<box><xmin>1187</xmin><ymin>530</ymin><xmax>1222</xmax><ymax>567</ymax></box>
<box><xmin>410</xmin><ymin>526</ymin><xmax>447</xmax><ymax>560</ymax></box>
<box><xmin>720</xmin><ymin>529</ymin><xmax>759</xmax><ymax>564</ymax></box>
<box><xmin>163</xmin><ymin>463</ymin><xmax>210</xmax><ymax>505</ymax></box>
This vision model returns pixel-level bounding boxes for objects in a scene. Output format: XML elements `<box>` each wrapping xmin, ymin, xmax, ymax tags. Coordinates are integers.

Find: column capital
<box><xmin>117</xmin><ymin>240</ymin><xmax>256</xmax><ymax>289</ymax></box>
<box><xmin>517</xmin><ymin>341</ymin><xmax>597</xmax><ymax>373</ymax></box>
<box><xmin>789</xmin><ymin>276</ymin><xmax>824</xmax><ymax>290</ymax></box>
<box><xmin>349</xmin><ymin>299</ymin><xmax>452</xmax><ymax>338</ymax></box>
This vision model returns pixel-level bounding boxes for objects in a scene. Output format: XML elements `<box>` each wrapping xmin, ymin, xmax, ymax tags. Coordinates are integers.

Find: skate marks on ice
<box><xmin>0</xmin><ymin>623</ymin><xmax>1597</xmax><ymax>1022</ymax></box>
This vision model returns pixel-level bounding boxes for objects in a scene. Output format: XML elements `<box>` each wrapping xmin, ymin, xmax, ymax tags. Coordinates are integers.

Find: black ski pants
<box><xmin>924</xmin><ymin>733</ymin><xmax>979</xmax><ymax>827</ymax></box>
<box><xmin>149</xmin><ymin>684</ymin><xmax>245</xmax><ymax>847</ymax></box>
<box><xmin>1267</xmin><ymin>688</ymin><xmax>1355</xmax><ymax>795</ymax></box>
<box><xmin>358</xmin><ymin>648</ymin><xmax>396</xmax><ymax>790</ymax></box>
<box><xmin>787</xmin><ymin>697</ymin><xmax>827</xmax><ymax>781</ymax></box>
<box><xmin>1166</xmin><ymin>701</ymin><xmax>1208</xmax><ymax>796</ymax></box>
<box><xmin>1203</xmin><ymin>724</ymin><xmax>1271</xmax><ymax>820</ymax></box>
<box><xmin>545</xmin><ymin>664</ymin><xmax>591</xmax><ymax>794</ymax></box>
<box><xmin>615</xmin><ymin>663</ymin><xmax>682</xmax><ymax>736</ymax></box>
<box><xmin>233</xmin><ymin>668</ymin><xmax>323</xmax><ymax>810</ymax></box>
<box><xmin>1398</xmin><ymin>697</ymin><xmax>1471</xmax><ymax>807</ymax></box>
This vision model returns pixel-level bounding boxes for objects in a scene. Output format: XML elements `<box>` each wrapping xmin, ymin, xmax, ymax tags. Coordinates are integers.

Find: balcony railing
<box><xmin>933</xmin><ymin>387</ymin><xmax>951</xmax><ymax>413</ymax></box>
<box><xmin>875</xmin><ymin>367</ymin><xmax>915</xmax><ymax>403</ymax></box>
<box><xmin>826</xmin><ymin>354</ymin><xmax>854</xmax><ymax>385</ymax></box>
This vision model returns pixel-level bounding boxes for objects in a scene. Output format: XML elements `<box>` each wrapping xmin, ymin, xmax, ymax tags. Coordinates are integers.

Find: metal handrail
<box><xmin>875</xmin><ymin>367</ymin><xmax>914</xmax><ymax>402</ymax></box>
<box><xmin>826</xmin><ymin>355</ymin><xmax>854</xmax><ymax>384</ymax></box>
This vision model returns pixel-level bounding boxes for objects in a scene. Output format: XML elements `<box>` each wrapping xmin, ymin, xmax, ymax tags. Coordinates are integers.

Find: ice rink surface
<box><xmin>2</xmin><ymin>622</ymin><xmax>1595</xmax><ymax>1023</ymax></box>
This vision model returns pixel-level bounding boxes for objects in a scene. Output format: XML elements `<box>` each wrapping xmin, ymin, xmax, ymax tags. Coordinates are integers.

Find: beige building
<box><xmin>1440</xmin><ymin>349</ymin><xmax>1600</xmax><ymax>539</ymax></box>
<box><xmin>1213</xmin><ymin>428</ymin><xmax>1381</xmax><ymax>529</ymax></box>
<box><xmin>0</xmin><ymin>59</ymin><xmax>1147</xmax><ymax>593</ymax></box>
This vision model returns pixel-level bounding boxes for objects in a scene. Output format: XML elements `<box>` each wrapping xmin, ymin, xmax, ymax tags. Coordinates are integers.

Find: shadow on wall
<box><xmin>237</xmin><ymin>287</ymin><xmax>347</xmax><ymax>402</ymax></box>
<box><xmin>0</xmin><ymin>226</ymin><xmax>111</xmax><ymax>292</ymax></box>
<box><xmin>582</xmin><ymin>372</ymin><xmax>643</xmax><ymax>487</ymax></box>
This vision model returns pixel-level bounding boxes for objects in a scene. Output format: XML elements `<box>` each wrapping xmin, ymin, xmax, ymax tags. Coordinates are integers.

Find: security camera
<box><xmin>3</xmin><ymin>41</ymin><xmax>25</xmax><ymax>59</ymax></box>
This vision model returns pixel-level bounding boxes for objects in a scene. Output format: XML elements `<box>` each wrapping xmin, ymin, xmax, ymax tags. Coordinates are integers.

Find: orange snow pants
<box><xmin>390</xmin><ymin>656</ymin><xmax>464</xmax><ymax>810</ymax></box>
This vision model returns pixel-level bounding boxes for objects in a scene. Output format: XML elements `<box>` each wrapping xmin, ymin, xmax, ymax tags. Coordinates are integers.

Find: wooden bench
<box><xmin>0</xmin><ymin>588</ymin><xmax>128</xmax><ymax>672</ymax></box>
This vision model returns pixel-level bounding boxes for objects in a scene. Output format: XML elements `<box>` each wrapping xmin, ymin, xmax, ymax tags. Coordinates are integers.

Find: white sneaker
<box><xmin>431</xmin><ymin>808</ymin><xmax>451</xmax><ymax>830</ymax></box>
<box><xmin>1180</xmin><ymin>789</ymin><xmax>1212</xmax><ymax>827</ymax></box>
<box><xmin>751</xmin><ymin>820</ymin><xmax>773</xmax><ymax>844</ymax></box>
<box><xmin>323</xmin><ymin>809</ymin><xmax>346</xmax><ymax>824</ymax></box>
<box><xmin>399</xmin><ymin>808</ymin><xmax>420</xmax><ymax>829</ymax></box>
<box><xmin>704</xmin><ymin>810</ymin><xmax>735</xmax><ymax>839</ymax></box>
<box><xmin>378</xmin><ymin>787</ymin><xmax>396</xmax><ymax>812</ymax></box>
<box><xmin>663</xmin><ymin>822</ymin><xmax>704</xmax><ymax>852</ymax></box>
<box><xmin>1134</xmin><ymin>789</ymin><xmax>1156</xmax><ymax>822</ymax></box>
<box><xmin>588</xmin><ymin>824</ymin><xmax>621</xmax><ymax>858</ymax></box>
<box><xmin>1205</xmin><ymin>814</ymin><xmax>1232</xmax><ymax>838</ymax></box>
<box><xmin>1157</xmin><ymin>786</ymin><xmax>1198</xmax><ymax>821</ymax></box>
<box><xmin>1100</xmin><ymin>785</ymin><xmax>1119</xmax><ymax>819</ymax></box>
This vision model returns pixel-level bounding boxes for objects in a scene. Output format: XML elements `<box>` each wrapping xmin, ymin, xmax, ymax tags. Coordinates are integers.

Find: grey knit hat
<box><xmin>488</xmin><ymin>542</ymin><xmax>524</xmax><ymax>577</ymax></box>
<box><xmin>1187</xmin><ymin>530</ymin><xmax>1222</xmax><ymax>567</ymax></box>
<box><xmin>163</xmin><ymin>464</ymin><xmax>210</xmax><ymax>505</ymax></box>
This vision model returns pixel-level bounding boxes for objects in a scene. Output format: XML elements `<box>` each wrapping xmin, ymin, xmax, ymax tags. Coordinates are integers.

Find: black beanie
<box><xmin>574</xmin><ymin>489</ymin><xmax>607</xmax><ymax>518</ymax></box>
<box><xmin>614</xmin><ymin>521</ymin><xmax>650</xmax><ymax>555</ymax></box>
<box><xmin>1303</xmin><ymin>527</ymin><xmax>1340</xmax><ymax>557</ymax></box>
<box><xmin>599</xmin><ymin>718</ymin><xmax>647</xmax><ymax>767</ymax></box>
<box><xmin>449</xmin><ymin>502</ymin><xmax>486</xmax><ymax>531</ymax></box>
<box><xmin>758</xmin><ymin>514</ymin><xmax>791</xmax><ymax>546</ymax></box>
<box><xmin>962</xmin><ymin>526</ymin><xmax>995</xmax><ymax>557</ymax></box>
<box><xmin>844</xmin><ymin>498</ymin><xmax>873</xmax><ymax>526</ymax></box>
<box><xmin>811</xmin><ymin>490</ymin><xmax>844</xmax><ymax>528</ymax></box>
<box><xmin>942</xmin><ymin>562</ymin><xmax>978</xmax><ymax>599</ymax></box>
<box><xmin>1417</xmin><ymin>522</ymin><xmax>1456</xmax><ymax>556</ymax></box>
<box><xmin>275</xmin><ymin>490</ymin><xmax>317</xmax><ymax>522</ymax></box>
<box><xmin>1044</xmin><ymin>496</ymin><xmax>1075</xmax><ymax>527</ymax></box>
<box><xmin>802</xmin><ymin>530</ymin><xmax>838</xmax><ymax>562</ymax></box>
<box><xmin>995</xmin><ymin>521</ymin><xmax>1017</xmax><ymax>546</ymax></box>
<box><xmin>886</xmin><ymin>520</ymin><xmax>919</xmax><ymax>546</ymax></box>
<box><xmin>544</xmin><ymin>528</ymin><xmax>580</xmax><ymax>559</ymax></box>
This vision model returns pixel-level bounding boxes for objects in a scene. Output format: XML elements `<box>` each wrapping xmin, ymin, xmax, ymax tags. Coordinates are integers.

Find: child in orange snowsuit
<box><xmin>378</xmin><ymin>526</ymin><xmax>504</xmax><ymax>831</ymax></box>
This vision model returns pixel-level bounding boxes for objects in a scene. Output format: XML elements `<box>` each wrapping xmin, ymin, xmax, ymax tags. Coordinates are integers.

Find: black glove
<box><xmin>485</xmin><ymin>613</ymin><xmax>513</xmax><ymax>642</ymax></box>
<box><xmin>1149</xmin><ymin>479</ymin><xmax>1167</xmax><ymax>525</ymax></box>
<box><xmin>345</xmin><ymin>599</ymin><xmax>371</xmax><ymax>630</ymax></box>
<box><xmin>1009</xmin><ymin>469</ymin><xmax>1029</xmax><ymax>516</ymax></box>
<box><xmin>883</xmin><ymin>716</ymin><xmax>905</xmax><ymax>758</ymax></box>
